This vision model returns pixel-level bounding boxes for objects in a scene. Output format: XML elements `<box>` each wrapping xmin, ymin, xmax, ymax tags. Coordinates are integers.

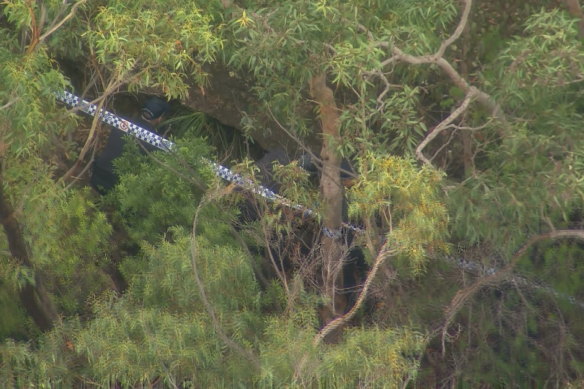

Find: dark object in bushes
<box><xmin>90</xmin><ymin>97</ymin><xmax>170</xmax><ymax>193</ymax></box>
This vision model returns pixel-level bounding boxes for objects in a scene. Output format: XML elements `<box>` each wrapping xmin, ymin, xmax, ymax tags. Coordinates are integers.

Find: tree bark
<box><xmin>564</xmin><ymin>0</ymin><xmax>584</xmax><ymax>39</ymax></box>
<box><xmin>309</xmin><ymin>73</ymin><xmax>346</xmax><ymax>320</ymax></box>
<box><xmin>0</xmin><ymin>176</ymin><xmax>58</xmax><ymax>331</ymax></box>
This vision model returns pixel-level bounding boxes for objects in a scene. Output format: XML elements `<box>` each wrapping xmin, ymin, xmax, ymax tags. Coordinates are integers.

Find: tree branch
<box><xmin>441</xmin><ymin>229</ymin><xmax>584</xmax><ymax>354</ymax></box>
<box><xmin>0</xmin><ymin>98</ymin><xmax>18</xmax><ymax>111</ymax></box>
<box><xmin>37</xmin><ymin>0</ymin><xmax>89</xmax><ymax>46</ymax></box>
<box><xmin>294</xmin><ymin>243</ymin><xmax>396</xmax><ymax>381</ymax></box>
<box><xmin>436</xmin><ymin>0</ymin><xmax>473</xmax><ymax>58</ymax></box>
<box><xmin>416</xmin><ymin>87</ymin><xmax>477</xmax><ymax>165</ymax></box>
<box><xmin>312</xmin><ymin>244</ymin><xmax>395</xmax><ymax>346</ymax></box>
<box><xmin>386</xmin><ymin>0</ymin><xmax>507</xmax><ymax>131</ymax></box>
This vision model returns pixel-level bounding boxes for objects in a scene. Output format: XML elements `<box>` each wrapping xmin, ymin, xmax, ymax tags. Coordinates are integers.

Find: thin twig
<box><xmin>428</xmin><ymin>125</ymin><xmax>458</xmax><ymax>163</ymax></box>
<box><xmin>37</xmin><ymin>0</ymin><xmax>89</xmax><ymax>45</ymax></box>
<box><xmin>266</xmin><ymin>106</ymin><xmax>357</xmax><ymax>180</ymax></box>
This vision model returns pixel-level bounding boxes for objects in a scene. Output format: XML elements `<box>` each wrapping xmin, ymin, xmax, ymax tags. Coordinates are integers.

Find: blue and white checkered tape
<box><xmin>55</xmin><ymin>91</ymin><xmax>362</xmax><ymax>238</ymax></box>
<box><xmin>55</xmin><ymin>91</ymin><xmax>584</xmax><ymax>310</ymax></box>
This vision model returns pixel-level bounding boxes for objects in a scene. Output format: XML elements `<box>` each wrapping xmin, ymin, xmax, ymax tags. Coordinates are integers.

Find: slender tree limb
<box><xmin>58</xmin><ymin>69</ymin><xmax>148</xmax><ymax>185</ymax></box>
<box><xmin>261</xmin><ymin>219</ymin><xmax>290</xmax><ymax>295</ymax></box>
<box><xmin>63</xmin><ymin>145</ymin><xmax>97</xmax><ymax>191</ymax></box>
<box><xmin>385</xmin><ymin>0</ymin><xmax>507</xmax><ymax>131</ymax></box>
<box><xmin>392</xmin><ymin>49</ymin><xmax>506</xmax><ymax>125</ymax></box>
<box><xmin>428</xmin><ymin>123</ymin><xmax>458</xmax><ymax>164</ymax></box>
<box><xmin>0</xmin><ymin>98</ymin><xmax>18</xmax><ymax>111</ymax></box>
<box><xmin>435</xmin><ymin>0</ymin><xmax>473</xmax><ymax>59</ymax></box>
<box><xmin>312</xmin><ymin>243</ymin><xmax>395</xmax><ymax>346</ymax></box>
<box><xmin>266</xmin><ymin>105</ymin><xmax>356</xmax><ymax>180</ymax></box>
<box><xmin>37</xmin><ymin>0</ymin><xmax>89</xmax><ymax>46</ymax></box>
<box><xmin>441</xmin><ymin>230</ymin><xmax>584</xmax><ymax>354</ymax></box>
<box><xmin>416</xmin><ymin>88</ymin><xmax>477</xmax><ymax>165</ymax></box>
<box><xmin>294</xmin><ymin>243</ymin><xmax>395</xmax><ymax>381</ymax></box>
<box><xmin>228</xmin><ymin>223</ymin><xmax>270</xmax><ymax>289</ymax></box>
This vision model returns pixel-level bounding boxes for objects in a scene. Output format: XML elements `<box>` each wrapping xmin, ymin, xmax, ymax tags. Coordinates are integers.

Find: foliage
<box><xmin>108</xmin><ymin>133</ymin><xmax>212</xmax><ymax>242</ymax></box>
<box><xmin>84</xmin><ymin>0</ymin><xmax>223</xmax><ymax>98</ymax></box>
<box><xmin>1</xmin><ymin>0</ymin><xmax>584</xmax><ymax>387</ymax></box>
<box><xmin>349</xmin><ymin>154</ymin><xmax>449</xmax><ymax>271</ymax></box>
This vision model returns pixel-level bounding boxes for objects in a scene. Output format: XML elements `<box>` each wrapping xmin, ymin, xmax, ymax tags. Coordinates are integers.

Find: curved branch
<box><xmin>37</xmin><ymin>0</ymin><xmax>89</xmax><ymax>45</ymax></box>
<box><xmin>392</xmin><ymin>49</ymin><xmax>506</xmax><ymax>127</ymax></box>
<box><xmin>441</xmin><ymin>230</ymin><xmax>584</xmax><ymax>354</ymax></box>
<box><xmin>416</xmin><ymin>87</ymin><xmax>477</xmax><ymax>165</ymax></box>
<box><xmin>386</xmin><ymin>0</ymin><xmax>507</xmax><ymax>130</ymax></box>
<box><xmin>312</xmin><ymin>243</ymin><xmax>394</xmax><ymax>345</ymax></box>
<box><xmin>0</xmin><ymin>98</ymin><xmax>18</xmax><ymax>111</ymax></box>
<box><xmin>294</xmin><ymin>243</ymin><xmax>395</xmax><ymax>381</ymax></box>
<box><xmin>436</xmin><ymin>0</ymin><xmax>473</xmax><ymax>58</ymax></box>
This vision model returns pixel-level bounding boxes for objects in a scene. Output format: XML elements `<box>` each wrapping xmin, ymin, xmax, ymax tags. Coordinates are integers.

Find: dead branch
<box><xmin>436</xmin><ymin>0</ymin><xmax>473</xmax><ymax>58</ymax></box>
<box><xmin>441</xmin><ymin>229</ymin><xmax>584</xmax><ymax>354</ymax></box>
<box><xmin>37</xmin><ymin>0</ymin><xmax>89</xmax><ymax>46</ymax></box>
<box><xmin>386</xmin><ymin>0</ymin><xmax>507</xmax><ymax>130</ymax></box>
<box><xmin>293</xmin><ymin>242</ymin><xmax>395</xmax><ymax>381</ymax></box>
<box><xmin>312</xmin><ymin>243</ymin><xmax>395</xmax><ymax>345</ymax></box>
<box><xmin>416</xmin><ymin>87</ymin><xmax>477</xmax><ymax>165</ymax></box>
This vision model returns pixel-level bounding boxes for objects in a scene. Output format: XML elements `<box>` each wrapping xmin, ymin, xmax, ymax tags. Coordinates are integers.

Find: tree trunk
<box><xmin>0</xmin><ymin>177</ymin><xmax>58</xmax><ymax>331</ymax></box>
<box><xmin>309</xmin><ymin>73</ymin><xmax>346</xmax><ymax>322</ymax></box>
<box><xmin>564</xmin><ymin>0</ymin><xmax>584</xmax><ymax>39</ymax></box>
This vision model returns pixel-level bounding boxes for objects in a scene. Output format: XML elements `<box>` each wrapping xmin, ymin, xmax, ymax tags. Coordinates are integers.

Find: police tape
<box><xmin>55</xmin><ymin>91</ymin><xmax>361</xmax><ymax>239</ymax></box>
<box><xmin>56</xmin><ymin>91</ymin><xmax>584</xmax><ymax>310</ymax></box>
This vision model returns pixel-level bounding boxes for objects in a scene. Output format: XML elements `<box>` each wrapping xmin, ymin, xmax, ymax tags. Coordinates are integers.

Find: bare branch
<box><xmin>441</xmin><ymin>229</ymin><xmax>584</xmax><ymax>354</ymax></box>
<box><xmin>428</xmin><ymin>125</ymin><xmax>457</xmax><ymax>163</ymax></box>
<box><xmin>37</xmin><ymin>0</ymin><xmax>89</xmax><ymax>45</ymax></box>
<box><xmin>416</xmin><ymin>87</ymin><xmax>477</xmax><ymax>166</ymax></box>
<box><xmin>436</xmin><ymin>0</ymin><xmax>473</xmax><ymax>58</ymax></box>
<box><xmin>293</xmin><ymin>243</ymin><xmax>395</xmax><ymax>381</ymax></box>
<box><xmin>449</xmin><ymin>119</ymin><xmax>494</xmax><ymax>132</ymax></box>
<box><xmin>0</xmin><ymin>98</ymin><xmax>18</xmax><ymax>111</ymax></box>
<box><xmin>58</xmin><ymin>74</ymin><xmax>123</xmax><ymax>184</ymax></box>
<box><xmin>261</xmin><ymin>217</ymin><xmax>290</xmax><ymax>294</ymax></box>
<box><xmin>384</xmin><ymin>0</ymin><xmax>507</xmax><ymax>132</ymax></box>
<box><xmin>392</xmin><ymin>47</ymin><xmax>507</xmax><ymax>127</ymax></box>
<box><xmin>314</xmin><ymin>244</ymin><xmax>395</xmax><ymax>345</ymax></box>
